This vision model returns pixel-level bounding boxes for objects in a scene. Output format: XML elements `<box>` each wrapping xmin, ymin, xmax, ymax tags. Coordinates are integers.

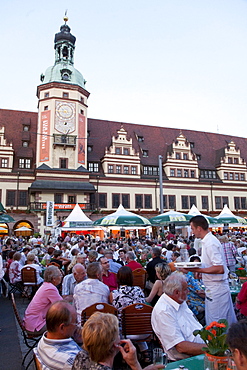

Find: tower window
<box><xmin>59</xmin><ymin>158</ymin><xmax>68</xmax><ymax>169</ymax></box>
<box><xmin>63</xmin><ymin>92</ymin><xmax>69</xmax><ymax>98</ymax></box>
<box><xmin>80</xmin><ymin>109</ymin><xmax>84</xmax><ymax>115</ymax></box>
<box><xmin>44</xmin><ymin>106</ymin><xmax>48</xmax><ymax>111</ymax></box>
<box><xmin>44</xmin><ymin>92</ymin><xmax>49</xmax><ymax>98</ymax></box>
<box><xmin>80</xmin><ymin>97</ymin><xmax>84</xmax><ymax>103</ymax></box>
<box><xmin>62</xmin><ymin>73</ymin><xmax>70</xmax><ymax>81</ymax></box>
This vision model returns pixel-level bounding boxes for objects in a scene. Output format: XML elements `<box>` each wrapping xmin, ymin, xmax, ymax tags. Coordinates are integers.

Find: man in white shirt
<box><xmin>151</xmin><ymin>273</ymin><xmax>204</xmax><ymax>361</ymax></box>
<box><xmin>188</xmin><ymin>215</ymin><xmax>236</xmax><ymax>325</ymax></box>
<box><xmin>73</xmin><ymin>262</ymin><xmax>110</xmax><ymax>322</ymax></box>
<box><xmin>62</xmin><ymin>264</ymin><xmax>86</xmax><ymax>302</ymax></box>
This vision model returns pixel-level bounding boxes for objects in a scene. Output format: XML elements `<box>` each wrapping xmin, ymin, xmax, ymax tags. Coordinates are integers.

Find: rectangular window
<box><xmin>18</xmin><ymin>190</ymin><xmax>28</xmax><ymax>206</ymax></box>
<box><xmin>122</xmin><ymin>194</ymin><xmax>130</xmax><ymax>208</ymax></box>
<box><xmin>163</xmin><ymin>195</ymin><xmax>167</xmax><ymax>209</ymax></box>
<box><xmin>63</xmin><ymin>92</ymin><xmax>69</xmax><ymax>98</ymax></box>
<box><xmin>234</xmin><ymin>197</ymin><xmax>240</xmax><ymax>210</ymax></box>
<box><xmin>201</xmin><ymin>196</ymin><xmax>208</xmax><ymax>210</ymax></box>
<box><xmin>18</xmin><ymin>158</ymin><xmax>31</xmax><ymax>169</ymax></box>
<box><xmin>143</xmin><ymin>166</ymin><xmax>148</xmax><ymax>175</ymax></box>
<box><xmin>183</xmin><ymin>153</ymin><xmax>188</xmax><ymax>160</ymax></box>
<box><xmin>131</xmin><ymin>166</ymin><xmax>137</xmax><ymax>175</ymax></box>
<box><xmin>169</xmin><ymin>195</ymin><xmax>176</xmax><ymax>209</ymax></box>
<box><xmin>191</xmin><ymin>170</ymin><xmax>195</xmax><ymax>178</ymax></box>
<box><xmin>135</xmin><ymin>194</ymin><xmax>143</xmax><ymax>209</ymax></box>
<box><xmin>234</xmin><ymin>158</ymin><xmax>239</xmax><ymax>164</ymax></box>
<box><xmin>68</xmin><ymin>195</ymin><xmax>76</xmax><ymax>204</ymax></box>
<box><xmin>112</xmin><ymin>194</ymin><xmax>120</xmax><ymax>208</ymax></box>
<box><xmin>240</xmin><ymin>173</ymin><xmax>245</xmax><ymax>181</ymax></box>
<box><xmin>123</xmin><ymin>166</ymin><xmax>129</xmax><ymax>174</ymax></box>
<box><xmin>229</xmin><ymin>173</ymin><xmax>234</xmax><ymax>180</ymax></box>
<box><xmin>6</xmin><ymin>190</ymin><xmax>16</xmax><ymax>206</ymax></box>
<box><xmin>224</xmin><ymin>172</ymin><xmax>228</xmax><ymax>180</ymax></box>
<box><xmin>176</xmin><ymin>153</ymin><xmax>180</xmax><ymax>160</ymax></box>
<box><xmin>181</xmin><ymin>196</ymin><xmax>189</xmax><ymax>209</ymax></box>
<box><xmin>19</xmin><ymin>158</ymin><xmax>25</xmax><ymax>168</ymax></box>
<box><xmin>44</xmin><ymin>106</ymin><xmax>48</xmax><ymax>111</ymax></box>
<box><xmin>177</xmin><ymin>169</ymin><xmax>182</xmax><ymax>177</ymax></box>
<box><xmin>241</xmin><ymin>197</ymin><xmax>247</xmax><ymax>209</ymax></box>
<box><xmin>108</xmin><ymin>165</ymin><xmax>113</xmax><ymax>174</ymax></box>
<box><xmin>184</xmin><ymin>169</ymin><xmax>189</xmax><ymax>178</ymax></box>
<box><xmin>215</xmin><ymin>196</ymin><xmax>222</xmax><ymax>209</ymax></box>
<box><xmin>116</xmin><ymin>165</ymin><xmax>121</xmax><ymax>174</ymax></box>
<box><xmin>144</xmin><ymin>194</ymin><xmax>152</xmax><ymax>209</ymax></box>
<box><xmin>170</xmin><ymin>169</ymin><xmax>175</xmax><ymax>177</ymax></box>
<box><xmin>59</xmin><ymin>158</ymin><xmax>68</xmax><ymax>169</ymax></box>
<box><xmin>153</xmin><ymin>167</ymin><xmax>158</xmax><ymax>176</ymax></box>
<box><xmin>115</xmin><ymin>148</ymin><xmax>121</xmax><ymax>155</ymax></box>
<box><xmin>123</xmin><ymin>148</ymin><xmax>129</xmax><ymax>155</ymax></box>
<box><xmin>1</xmin><ymin>158</ymin><xmax>8</xmax><ymax>168</ymax></box>
<box><xmin>235</xmin><ymin>173</ymin><xmax>239</xmax><ymax>181</ymax></box>
<box><xmin>228</xmin><ymin>157</ymin><xmax>233</xmax><ymax>164</ymax></box>
<box><xmin>222</xmin><ymin>197</ymin><xmax>229</xmax><ymax>207</ymax></box>
<box><xmin>44</xmin><ymin>92</ymin><xmax>49</xmax><ymax>98</ymax></box>
<box><xmin>99</xmin><ymin>193</ymin><xmax>107</xmax><ymax>208</ymax></box>
<box><xmin>88</xmin><ymin>162</ymin><xmax>99</xmax><ymax>172</ymax></box>
<box><xmin>54</xmin><ymin>193</ymin><xmax>63</xmax><ymax>203</ymax></box>
<box><xmin>190</xmin><ymin>196</ymin><xmax>196</xmax><ymax>207</ymax></box>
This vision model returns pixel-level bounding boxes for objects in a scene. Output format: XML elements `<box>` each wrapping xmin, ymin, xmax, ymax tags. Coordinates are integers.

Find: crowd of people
<box><xmin>1</xmin><ymin>216</ymin><xmax>247</xmax><ymax>369</ymax></box>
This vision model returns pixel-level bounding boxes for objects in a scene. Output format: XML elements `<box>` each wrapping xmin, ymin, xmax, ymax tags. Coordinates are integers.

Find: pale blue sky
<box><xmin>2</xmin><ymin>0</ymin><xmax>247</xmax><ymax>137</ymax></box>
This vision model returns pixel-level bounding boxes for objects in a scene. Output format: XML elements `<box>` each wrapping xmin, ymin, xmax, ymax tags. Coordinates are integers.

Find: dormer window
<box><xmin>176</xmin><ymin>153</ymin><xmax>181</xmax><ymax>160</ymax></box>
<box><xmin>123</xmin><ymin>148</ymin><xmax>129</xmax><ymax>155</ymax></box>
<box><xmin>183</xmin><ymin>153</ymin><xmax>188</xmax><ymax>160</ymax></box>
<box><xmin>22</xmin><ymin>141</ymin><xmax>29</xmax><ymax>147</ymax></box>
<box><xmin>137</xmin><ymin>136</ymin><xmax>144</xmax><ymax>142</ymax></box>
<box><xmin>23</xmin><ymin>126</ymin><xmax>29</xmax><ymax>132</ymax></box>
<box><xmin>115</xmin><ymin>147</ymin><xmax>121</xmax><ymax>155</ymax></box>
<box><xmin>197</xmin><ymin>154</ymin><xmax>201</xmax><ymax>160</ymax></box>
<box><xmin>228</xmin><ymin>157</ymin><xmax>233</xmax><ymax>164</ymax></box>
<box><xmin>88</xmin><ymin>145</ymin><xmax>93</xmax><ymax>152</ymax></box>
<box><xmin>234</xmin><ymin>158</ymin><xmax>239</xmax><ymax>164</ymax></box>
<box><xmin>190</xmin><ymin>142</ymin><xmax>195</xmax><ymax>148</ymax></box>
<box><xmin>143</xmin><ymin>150</ymin><xmax>148</xmax><ymax>157</ymax></box>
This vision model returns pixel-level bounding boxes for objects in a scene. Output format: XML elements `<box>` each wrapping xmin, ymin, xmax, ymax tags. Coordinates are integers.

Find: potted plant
<box><xmin>193</xmin><ymin>319</ymin><xmax>229</xmax><ymax>370</ymax></box>
<box><xmin>235</xmin><ymin>267</ymin><xmax>247</xmax><ymax>283</ymax></box>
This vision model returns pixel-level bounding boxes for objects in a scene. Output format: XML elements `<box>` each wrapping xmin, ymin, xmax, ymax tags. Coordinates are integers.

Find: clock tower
<box><xmin>36</xmin><ymin>16</ymin><xmax>90</xmax><ymax>170</ymax></box>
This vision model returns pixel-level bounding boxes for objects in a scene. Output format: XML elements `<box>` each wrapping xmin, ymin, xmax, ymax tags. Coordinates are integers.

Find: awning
<box><xmin>29</xmin><ymin>180</ymin><xmax>95</xmax><ymax>192</ymax></box>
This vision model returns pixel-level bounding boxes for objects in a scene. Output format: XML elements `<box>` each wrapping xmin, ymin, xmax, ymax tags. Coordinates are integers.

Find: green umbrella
<box><xmin>215</xmin><ymin>204</ymin><xmax>247</xmax><ymax>225</ymax></box>
<box><xmin>93</xmin><ymin>205</ymin><xmax>151</xmax><ymax>226</ymax></box>
<box><xmin>150</xmin><ymin>210</ymin><xmax>193</xmax><ymax>226</ymax></box>
<box><xmin>0</xmin><ymin>213</ymin><xmax>15</xmax><ymax>223</ymax></box>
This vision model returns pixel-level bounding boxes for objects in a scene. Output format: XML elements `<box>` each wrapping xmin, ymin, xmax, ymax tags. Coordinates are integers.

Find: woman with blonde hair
<box><xmin>72</xmin><ymin>312</ymin><xmax>162</xmax><ymax>370</ymax></box>
<box><xmin>145</xmin><ymin>263</ymin><xmax>171</xmax><ymax>306</ymax></box>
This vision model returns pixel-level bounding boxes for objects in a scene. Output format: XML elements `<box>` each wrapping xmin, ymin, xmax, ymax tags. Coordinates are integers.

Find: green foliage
<box><xmin>193</xmin><ymin>319</ymin><xmax>228</xmax><ymax>356</ymax></box>
<box><xmin>235</xmin><ymin>267</ymin><xmax>247</xmax><ymax>277</ymax></box>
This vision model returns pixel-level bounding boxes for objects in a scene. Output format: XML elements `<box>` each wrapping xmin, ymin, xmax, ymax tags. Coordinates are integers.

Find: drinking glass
<box><xmin>153</xmin><ymin>348</ymin><xmax>168</xmax><ymax>368</ymax></box>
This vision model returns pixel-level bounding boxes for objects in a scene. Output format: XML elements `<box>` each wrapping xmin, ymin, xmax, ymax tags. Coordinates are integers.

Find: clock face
<box><xmin>55</xmin><ymin>101</ymin><xmax>76</xmax><ymax>134</ymax></box>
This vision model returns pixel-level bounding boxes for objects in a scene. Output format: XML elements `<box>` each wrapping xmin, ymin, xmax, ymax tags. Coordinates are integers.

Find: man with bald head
<box><xmin>62</xmin><ymin>263</ymin><xmax>86</xmax><ymax>302</ymax></box>
<box><xmin>34</xmin><ymin>300</ymin><xmax>81</xmax><ymax>369</ymax></box>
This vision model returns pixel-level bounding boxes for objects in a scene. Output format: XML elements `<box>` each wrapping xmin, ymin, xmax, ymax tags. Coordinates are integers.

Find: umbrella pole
<box><xmin>158</xmin><ymin>155</ymin><xmax>165</xmax><ymax>237</ymax></box>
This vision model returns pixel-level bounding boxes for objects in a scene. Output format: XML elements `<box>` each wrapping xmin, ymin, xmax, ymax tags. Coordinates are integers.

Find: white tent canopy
<box><xmin>188</xmin><ymin>204</ymin><xmax>202</xmax><ymax>216</ymax></box>
<box><xmin>63</xmin><ymin>204</ymin><xmax>93</xmax><ymax>228</ymax></box>
<box><xmin>216</xmin><ymin>204</ymin><xmax>237</xmax><ymax>218</ymax></box>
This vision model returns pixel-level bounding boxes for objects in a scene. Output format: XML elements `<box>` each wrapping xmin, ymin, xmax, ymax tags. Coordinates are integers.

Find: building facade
<box><xmin>0</xmin><ymin>19</ymin><xmax>247</xmax><ymax>235</ymax></box>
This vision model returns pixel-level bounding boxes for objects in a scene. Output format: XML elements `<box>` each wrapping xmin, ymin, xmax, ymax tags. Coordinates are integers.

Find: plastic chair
<box><xmin>132</xmin><ymin>268</ymin><xmax>147</xmax><ymax>290</ymax></box>
<box><xmin>121</xmin><ymin>303</ymin><xmax>153</xmax><ymax>341</ymax></box>
<box><xmin>81</xmin><ymin>302</ymin><xmax>118</xmax><ymax>326</ymax></box>
<box><xmin>11</xmin><ymin>293</ymin><xmax>41</xmax><ymax>369</ymax></box>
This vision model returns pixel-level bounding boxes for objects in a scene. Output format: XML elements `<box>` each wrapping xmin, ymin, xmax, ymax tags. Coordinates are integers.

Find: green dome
<box><xmin>42</xmin><ymin>62</ymin><xmax>86</xmax><ymax>88</ymax></box>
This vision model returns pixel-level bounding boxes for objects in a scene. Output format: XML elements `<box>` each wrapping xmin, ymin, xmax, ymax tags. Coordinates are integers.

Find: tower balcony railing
<box><xmin>53</xmin><ymin>134</ymin><xmax>76</xmax><ymax>148</ymax></box>
<box><xmin>29</xmin><ymin>202</ymin><xmax>95</xmax><ymax>212</ymax></box>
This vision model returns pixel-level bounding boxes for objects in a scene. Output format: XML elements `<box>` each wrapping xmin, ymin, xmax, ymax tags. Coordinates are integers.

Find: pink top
<box><xmin>23</xmin><ymin>282</ymin><xmax>62</xmax><ymax>332</ymax></box>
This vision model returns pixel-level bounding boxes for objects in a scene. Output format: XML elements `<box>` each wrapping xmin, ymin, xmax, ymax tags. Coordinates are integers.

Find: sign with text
<box><xmin>40</xmin><ymin>111</ymin><xmax>50</xmax><ymax>162</ymax></box>
<box><xmin>46</xmin><ymin>201</ymin><xmax>54</xmax><ymax>226</ymax></box>
<box><xmin>42</xmin><ymin>203</ymin><xmax>86</xmax><ymax>210</ymax></box>
<box><xmin>78</xmin><ymin>113</ymin><xmax>85</xmax><ymax>164</ymax></box>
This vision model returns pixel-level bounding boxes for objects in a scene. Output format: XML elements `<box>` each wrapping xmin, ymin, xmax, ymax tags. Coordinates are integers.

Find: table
<box><xmin>166</xmin><ymin>354</ymin><xmax>204</xmax><ymax>369</ymax></box>
<box><xmin>230</xmin><ymin>287</ymin><xmax>241</xmax><ymax>302</ymax></box>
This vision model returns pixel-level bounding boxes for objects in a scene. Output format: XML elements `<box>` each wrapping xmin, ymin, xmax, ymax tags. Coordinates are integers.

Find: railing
<box><xmin>53</xmin><ymin>134</ymin><xmax>76</xmax><ymax>147</ymax></box>
<box><xmin>29</xmin><ymin>202</ymin><xmax>95</xmax><ymax>211</ymax></box>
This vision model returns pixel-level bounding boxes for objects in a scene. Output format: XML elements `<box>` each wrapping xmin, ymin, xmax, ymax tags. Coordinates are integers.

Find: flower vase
<box><xmin>204</xmin><ymin>353</ymin><xmax>228</xmax><ymax>370</ymax></box>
